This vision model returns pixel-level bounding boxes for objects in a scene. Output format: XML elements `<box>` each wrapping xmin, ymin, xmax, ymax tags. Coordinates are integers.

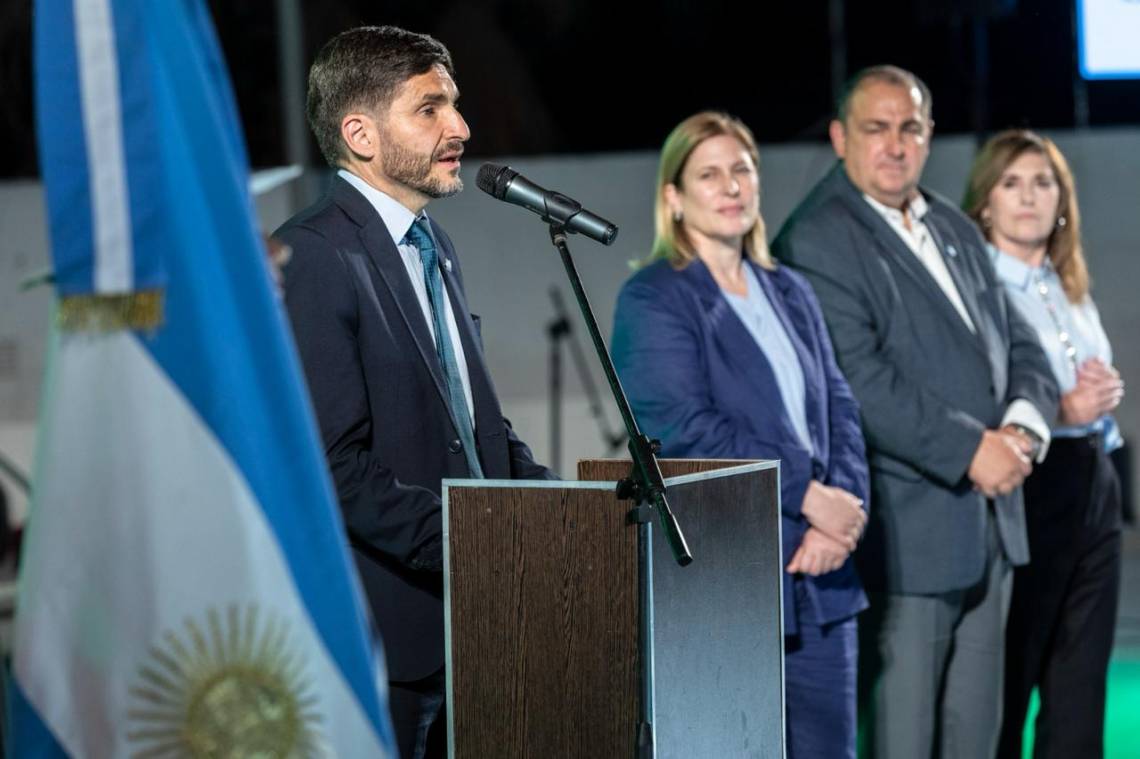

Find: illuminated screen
<box><xmin>1078</xmin><ymin>0</ymin><xmax>1140</xmax><ymax>79</ymax></box>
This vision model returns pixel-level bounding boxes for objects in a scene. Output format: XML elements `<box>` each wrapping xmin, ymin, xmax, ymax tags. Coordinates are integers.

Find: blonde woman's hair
<box><xmin>646</xmin><ymin>111</ymin><xmax>772</xmax><ymax>270</ymax></box>
<box><xmin>963</xmin><ymin>129</ymin><xmax>1088</xmax><ymax>302</ymax></box>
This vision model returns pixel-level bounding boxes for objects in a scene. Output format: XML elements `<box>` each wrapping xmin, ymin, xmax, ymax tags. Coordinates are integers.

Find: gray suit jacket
<box><xmin>772</xmin><ymin>163</ymin><xmax>1059</xmax><ymax>595</ymax></box>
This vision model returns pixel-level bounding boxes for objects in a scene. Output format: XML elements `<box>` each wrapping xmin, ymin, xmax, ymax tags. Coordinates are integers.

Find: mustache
<box><xmin>433</xmin><ymin>141</ymin><xmax>465</xmax><ymax>161</ymax></box>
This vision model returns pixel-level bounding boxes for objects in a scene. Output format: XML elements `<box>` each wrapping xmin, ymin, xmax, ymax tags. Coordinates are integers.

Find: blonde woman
<box><xmin>612</xmin><ymin>112</ymin><xmax>869</xmax><ymax>758</ymax></box>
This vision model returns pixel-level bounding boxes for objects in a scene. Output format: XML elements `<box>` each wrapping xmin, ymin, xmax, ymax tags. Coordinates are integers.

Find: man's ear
<box><xmin>340</xmin><ymin>112</ymin><xmax>378</xmax><ymax>160</ymax></box>
<box><xmin>828</xmin><ymin>119</ymin><xmax>847</xmax><ymax>159</ymax></box>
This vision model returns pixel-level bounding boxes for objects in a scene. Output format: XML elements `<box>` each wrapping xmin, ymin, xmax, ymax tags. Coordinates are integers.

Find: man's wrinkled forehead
<box><xmin>849</xmin><ymin>80</ymin><xmax>929</xmax><ymax>122</ymax></box>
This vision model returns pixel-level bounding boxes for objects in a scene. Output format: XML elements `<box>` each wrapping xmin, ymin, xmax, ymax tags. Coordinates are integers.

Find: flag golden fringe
<box><xmin>57</xmin><ymin>290</ymin><xmax>164</xmax><ymax>332</ymax></box>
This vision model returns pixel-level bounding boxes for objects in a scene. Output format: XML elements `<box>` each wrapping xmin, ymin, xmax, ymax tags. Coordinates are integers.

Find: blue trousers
<box><xmin>785</xmin><ymin>615</ymin><xmax>858</xmax><ymax>759</ymax></box>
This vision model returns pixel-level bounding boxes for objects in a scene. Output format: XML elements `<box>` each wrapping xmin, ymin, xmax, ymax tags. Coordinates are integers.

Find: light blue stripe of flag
<box><xmin>35</xmin><ymin>0</ymin><xmax>165</xmax><ymax>296</ymax></box>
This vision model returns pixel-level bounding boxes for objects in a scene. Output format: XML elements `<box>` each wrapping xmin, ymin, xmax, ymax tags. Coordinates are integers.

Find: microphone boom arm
<box><xmin>545</xmin><ymin>222</ymin><xmax>692</xmax><ymax>568</ymax></box>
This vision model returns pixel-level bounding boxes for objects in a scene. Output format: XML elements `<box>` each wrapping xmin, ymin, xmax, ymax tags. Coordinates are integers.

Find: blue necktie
<box><xmin>404</xmin><ymin>218</ymin><xmax>484</xmax><ymax>478</ymax></box>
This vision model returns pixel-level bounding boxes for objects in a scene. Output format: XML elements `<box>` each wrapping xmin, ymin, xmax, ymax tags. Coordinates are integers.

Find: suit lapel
<box><xmin>837</xmin><ymin>189</ymin><xmax>985</xmax><ymax>353</ymax></box>
<box><xmin>923</xmin><ymin>214</ymin><xmax>989</xmax><ymax>354</ymax></box>
<box><xmin>756</xmin><ymin>264</ymin><xmax>824</xmax><ymax>447</ymax></box>
<box><xmin>686</xmin><ymin>260</ymin><xmax>756</xmax><ymax>369</ymax></box>
<box><xmin>331</xmin><ymin>179</ymin><xmax>457</xmax><ymax>430</ymax></box>
<box><xmin>684</xmin><ymin>261</ymin><xmax>802</xmax><ymax>444</ymax></box>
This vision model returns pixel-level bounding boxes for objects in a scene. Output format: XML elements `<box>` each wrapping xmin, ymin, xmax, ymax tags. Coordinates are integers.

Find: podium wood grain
<box><xmin>447</xmin><ymin>485</ymin><xmax>638</xmax><ymax>758</ymax></box>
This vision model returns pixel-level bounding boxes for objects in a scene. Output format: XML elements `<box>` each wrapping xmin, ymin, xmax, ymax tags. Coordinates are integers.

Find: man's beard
<box><xmin>379</xmin><ymin>137</ymin><xmax>464</xmax><ymax>199</ymax></box>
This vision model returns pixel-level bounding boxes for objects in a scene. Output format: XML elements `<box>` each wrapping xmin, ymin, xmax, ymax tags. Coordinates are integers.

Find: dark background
<box><xmin>2</xmin><ymin>0</ymin><xmax>1139</xmax><ymax>176</ymax></box>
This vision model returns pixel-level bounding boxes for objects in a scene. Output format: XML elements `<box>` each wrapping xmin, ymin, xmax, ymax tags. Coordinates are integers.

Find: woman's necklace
<box><xmin>1032</xmin><ymin>261</ymin><xmax>1079</xmax><ymax>376</ymax></box>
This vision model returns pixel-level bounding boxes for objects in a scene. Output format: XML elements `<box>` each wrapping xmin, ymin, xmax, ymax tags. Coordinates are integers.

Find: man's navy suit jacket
<box><xmin>277</xmin><ymin>176</ymin><xmax>553</xmax><ymax>681</ymax></box>
<box><xmin>612</xmin><ymin>257</ymin><xmax>870</xmax><ymax>634</ymax></box>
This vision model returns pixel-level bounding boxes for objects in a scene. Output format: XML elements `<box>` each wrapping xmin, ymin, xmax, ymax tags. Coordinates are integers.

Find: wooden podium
<box><xmin>443</xmin><ymin>459</ymin><xmax>785</xmax><ymax>758</ymax></box>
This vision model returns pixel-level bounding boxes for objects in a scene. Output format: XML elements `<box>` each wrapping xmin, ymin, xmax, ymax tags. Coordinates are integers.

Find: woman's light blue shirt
<box><xmin>723</xmin><ymin>264</ymin><xmax>814</xmax><ymax>455</ymax></box>
<box><xmin>989</xmin><ymin>245</ymin><xmax>1121</xmax><ymax>450</ymax></box>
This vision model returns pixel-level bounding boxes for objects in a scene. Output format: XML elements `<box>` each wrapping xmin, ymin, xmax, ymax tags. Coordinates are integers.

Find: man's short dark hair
<box><xmin>307</xmin><ymin>26</ymin><xmax>455</xmax><ymax>167</ymax></box>
<box><xmin>835</xmin><ymin>64</ymin><xmax>932</xmax><ymax>124</ymax></box>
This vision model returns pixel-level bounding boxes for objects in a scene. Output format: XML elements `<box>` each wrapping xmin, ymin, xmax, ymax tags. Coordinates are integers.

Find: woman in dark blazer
<box><xmin>612</xmin><ymin>111</ymin><xmax>870</xmax><ymax>759</ymax></box>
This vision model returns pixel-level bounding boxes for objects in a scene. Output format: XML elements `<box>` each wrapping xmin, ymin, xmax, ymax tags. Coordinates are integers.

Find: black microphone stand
<box><xmin>544</xmin><ymin>224</ymin><xmax>691</xmax><ymax>563</ymax></box>
<box><xmin>545</xmin><ymin>221</ymin><xmax>692</xmax><ymax>759</ymax></box>
<box><xmin>546</xmin><ymin>286</ymin><xmax>626</xmax><ymax>475</ymax></box>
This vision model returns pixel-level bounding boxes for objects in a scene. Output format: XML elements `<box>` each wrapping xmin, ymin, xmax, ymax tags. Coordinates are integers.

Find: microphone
<box><xmin>476</xmin><ymin>163</ymin><xmax>618</xmax><ymax>245</ymax></box>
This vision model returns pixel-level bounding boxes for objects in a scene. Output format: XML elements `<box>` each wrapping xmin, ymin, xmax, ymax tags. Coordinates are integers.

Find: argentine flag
<box><xmin>11</xmin><ymin>0</ymin><xmax>395</xmax><ymax>755</ymax></box>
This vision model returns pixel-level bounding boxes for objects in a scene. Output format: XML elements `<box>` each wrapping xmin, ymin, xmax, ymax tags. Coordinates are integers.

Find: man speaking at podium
<box><xmin>275</xmin><ymin>26</ymin><xmax>554</xmax><ymax>759</ymax></box>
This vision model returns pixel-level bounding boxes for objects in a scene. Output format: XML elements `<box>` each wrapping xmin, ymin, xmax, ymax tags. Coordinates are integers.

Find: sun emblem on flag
<box><xmin>125</xmin><ymin>604</ymin><xmax>325</xmax><ymax>757</ymax></box>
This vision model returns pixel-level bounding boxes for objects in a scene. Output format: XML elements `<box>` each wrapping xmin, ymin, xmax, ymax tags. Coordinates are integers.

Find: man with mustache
<box><xmin>276</xmin><ymin>26</ymin><xmax>554</xmax><ymax>759</ymax></box>
<box><xmin>772</xmin><ymin>65</ymin><xmax>1058</xmax><ymax>759</ymax></box>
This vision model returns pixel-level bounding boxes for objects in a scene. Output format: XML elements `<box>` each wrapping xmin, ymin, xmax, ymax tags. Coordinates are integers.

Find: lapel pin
<box><xmin>443</xmin><ymin>258</ymin><xmax>453</xmax><ymax>273</ymax></box>
<box><xmin>946</xmin><ymin>244</ymin><xmax>958</xmax><ymax>258</ymax></box>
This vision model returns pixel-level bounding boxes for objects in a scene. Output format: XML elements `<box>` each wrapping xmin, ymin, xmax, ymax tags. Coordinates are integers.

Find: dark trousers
<box><xmin>785</xmin><ymin>615</ymin><xmax>859</xmax><ymax>759</ymax></box>
<box><xmin>998</xmin><ymin>435</ymin><xmax>1122</xmax><ymax>759</ymax></box>
<box><xmin>389</xmin><ymin>667</ymin><xmax>447</xmax><ymax>759</ymax></box>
